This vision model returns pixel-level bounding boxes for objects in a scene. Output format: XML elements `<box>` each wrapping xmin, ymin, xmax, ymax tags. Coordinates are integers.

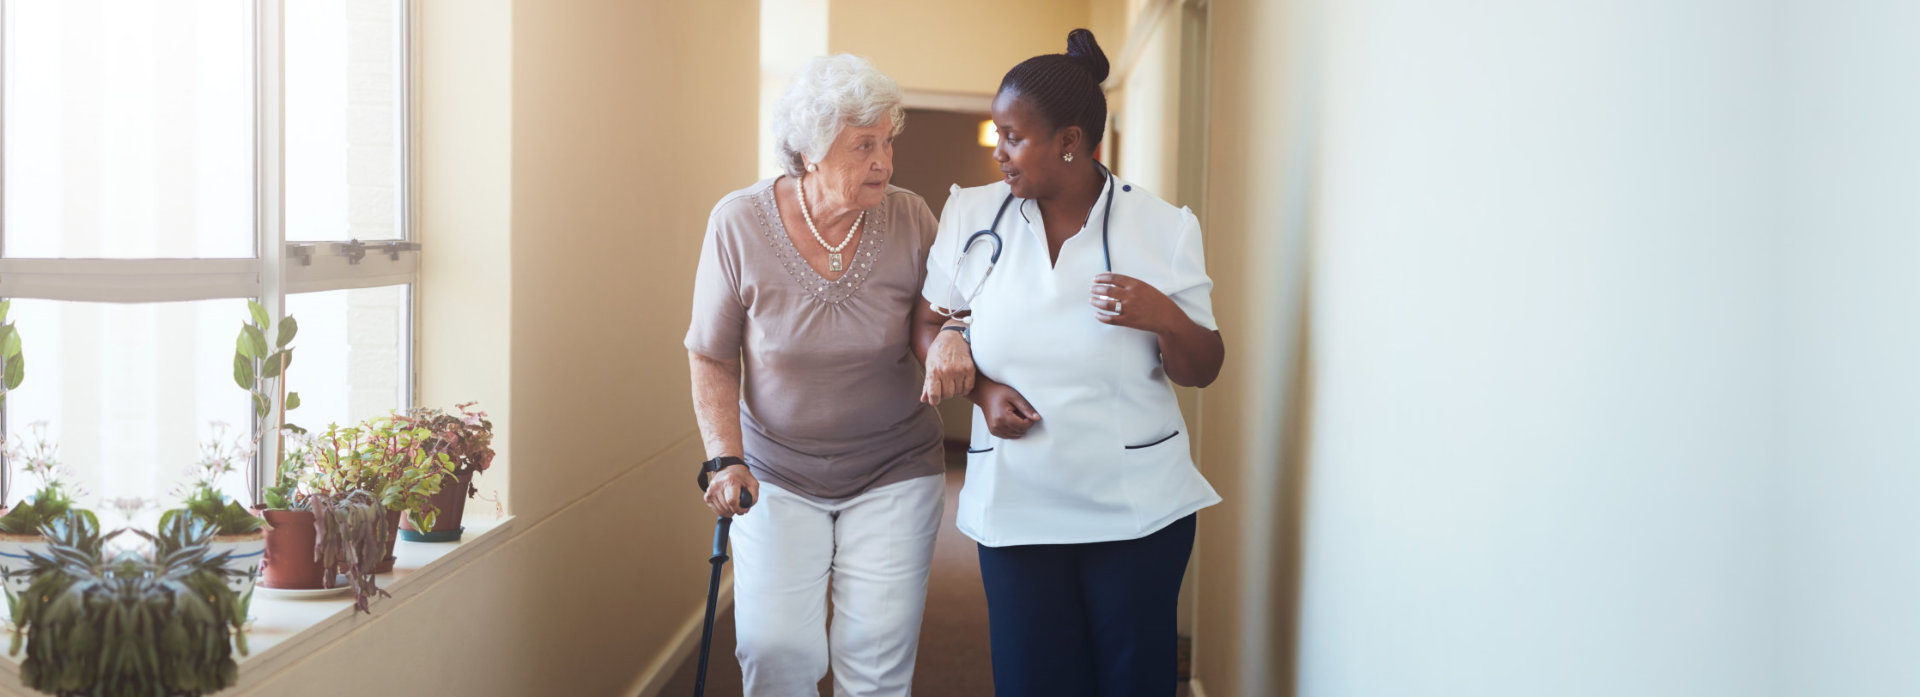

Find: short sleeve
<box><xmin>919</xmin><ymin>184</ymin><xmax>968</xmax><ymax>312</ymax></box>
<box><xmin>903</xmin><ymin>192</ymin><xmax>940</xmax><ymax>290</ymax></box>
<box><xmin>1165</xmin><ymin>209</ymin><xmax>1219</xmax><ymax>331</ymax></box>
<box><xmin>684</xmin><ymin>204</ymin><xmax>747</xmax><ymax>360</ymax></box>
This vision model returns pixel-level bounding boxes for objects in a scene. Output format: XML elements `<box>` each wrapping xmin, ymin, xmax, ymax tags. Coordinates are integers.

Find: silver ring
<box><xmin>1114</xmin><ymin>300</ymin><xmax>1123</xmax><ymax>314</ymax></box>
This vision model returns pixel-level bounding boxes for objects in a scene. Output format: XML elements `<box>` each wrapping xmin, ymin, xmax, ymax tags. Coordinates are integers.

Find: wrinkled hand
<box><xmin>1090</xmin><ymin>273</ymin><xmax>1180</xmax><ymax>333</ymax></box>
<box><xmin>976</xmin><ymin>381</ymin><xmax>1041</xmax><ymax>439</ymax></box>
<box><xmin>922</xmin><ymin>328</ymin><xmax>976</xmax><ymax>405</ymax></box>
<box><xmin>703</xmin><ymin>464</ymin><xmax>758</xmax><ymax>517</ymax></box>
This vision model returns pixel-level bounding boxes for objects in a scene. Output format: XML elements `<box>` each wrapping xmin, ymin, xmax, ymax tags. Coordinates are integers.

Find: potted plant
<box><xmin>307</xmin><ymin>417</ymin><xmax>453</xmax><ymax>573</ymax></box>
<box><xmin>161</xmin><ymin>422</ymin><xmax>267</xmax><ymax>599</ymax></box>
<box><xmin>256</xmin><ymin>441</ymin><xmax>327</xmax><ymax>592</ymax></box>
<box><xmin>230</xmin><ymin>301</ymin><xmax>320</xmax><ymax>592</ymax></box>
<box><xmin>8</xmin><ymin>513</ymin><xmax>250</xmax><ymax>696</ymax></box>
<box><xmin>260</xmin><ymin>426</ymin><xmax>397</xmax><ymax>614</ymax></box>
<box><xmin>0</xmin><ymin>423</ymin><xmax>97</xmax><ymax>600</ymax></box>
<box><xmin>398</xmin><ymin>402</ymin><xmax>495</xmax><ymax>542</ymax></box>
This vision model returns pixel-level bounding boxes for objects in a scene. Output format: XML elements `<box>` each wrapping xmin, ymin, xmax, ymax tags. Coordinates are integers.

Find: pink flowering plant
<box><xmin>399</xmin><ymin>401</ymin><xmax>494</xmax><ymax>492</ymax></box>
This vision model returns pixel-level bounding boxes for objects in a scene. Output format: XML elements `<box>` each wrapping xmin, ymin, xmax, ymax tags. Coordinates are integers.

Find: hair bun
<box><xmin>1065</xmin><ymin>28</ymin><xmax>1110</xmax><ymax>82</ymax></box>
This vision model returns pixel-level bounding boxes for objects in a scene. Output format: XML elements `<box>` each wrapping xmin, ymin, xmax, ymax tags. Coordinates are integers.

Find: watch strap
<box><xmin>697</xmin><ymin>455</ymin><xmax>747</xmax><ymax>491</ymax></box>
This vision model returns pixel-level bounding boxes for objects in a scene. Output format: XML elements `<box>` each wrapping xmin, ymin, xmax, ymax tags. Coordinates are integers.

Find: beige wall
<box><xmin>235</xmin><ymin>0</ymin><xmax>760</xmax><ymax>694</ymax></box>
<box><xmin>416</xmin><ymin>0</ymin><xmax>514</xmax><ymax>514</ymax></box>
<box><xmin>828</xmin><ymin>0</ymin><xmax>1091</xmax><ymax>95</ymax></box>
<box><xmin>1193</xmin><ymin>0</ymin><xmax>1305</xmax><ymax>696</ymax></box>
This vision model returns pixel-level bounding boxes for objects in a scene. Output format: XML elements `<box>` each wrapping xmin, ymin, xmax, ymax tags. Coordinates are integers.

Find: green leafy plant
<box><xmin>0</xmin><ymin>300</ymin><xmax>24</xmax><ymax>409</ymax></box>
<box><xmin>0</xmin><ymin>302</ymin><xmax>30</xmax><ymax>521</ymax></box>
<box><xmin>8</xmin><ymin>514</ymin><xmax>249</xmax><ymax>697</ymax></box>
<box><xmin>234</xmin><ymin>300</ymin><xmax>303</xmax><ymax>502</ymax></box>
<box><xmin>260</xmin><ymin>420</ymin><xmax>451</xmax><ymax>614</ymax></box>
<box><xmin>161</xmin><ymin>423</ymin><xmax>264</xmax><ymax>536</ymax></box>
<box><xmin>0</xmin><ymin>423</ymin><xmax>97</xmax><ymax>535</ymax></box>
<box><xmin>306</xmin><ymin>489</ymin><xmax>389</xmax><ymax>614</ymax></box>
<box><xmin>159</xmin><ymin>490</ymin><xmax>262</xmax><ymax>537</ymax></box>
<box><xmin>307</xmin><ymin>418</ymin><xmax>454</xmax><ymax>531</ymax></box>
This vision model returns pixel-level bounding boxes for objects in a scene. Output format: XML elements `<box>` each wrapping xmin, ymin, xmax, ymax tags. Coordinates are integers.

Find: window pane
<box><xmin>4</xmin><ymin>299</ymin><xmax>254</xmax><ymax>529</ymax></box>
<box><xmin>283</xmin><ymin>285</ymin><xmax>409</xmax><ymax>432</ymax></box>
<box><xmin>2</xmin><ymin>0</ymin><xmax>253</xmax><ymax>259</ymax></box>
<box><xmin>286</xmin><ymin>0</ymin><xmax>403</xmax><ymax>243</ymax></box>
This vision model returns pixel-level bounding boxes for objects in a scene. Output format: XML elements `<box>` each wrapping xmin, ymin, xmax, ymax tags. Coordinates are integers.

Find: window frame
<box><xmin>0</xmin><ymin>0</ymin><xmax>421</xmax><ymax>505</ymax></box>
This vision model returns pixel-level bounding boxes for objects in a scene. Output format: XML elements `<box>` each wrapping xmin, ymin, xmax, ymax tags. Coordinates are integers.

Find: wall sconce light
<box><xmin>978</xmin><ymin>119</ymin><xmax>998</xmax><ymax>148</ymax></box>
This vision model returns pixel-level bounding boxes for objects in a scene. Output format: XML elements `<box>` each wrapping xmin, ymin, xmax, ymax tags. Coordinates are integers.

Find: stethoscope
<box><xmin>937</xmin><ymin>161</ymin><xmax>1118</xmax><ymax>318</ymax></box>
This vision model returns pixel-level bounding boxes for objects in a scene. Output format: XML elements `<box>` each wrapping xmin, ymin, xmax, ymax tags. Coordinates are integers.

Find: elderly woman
<box><xmin>684</xmin><ymin>54</ymin><xmax>947</xmax><ymax>696</ymax></box>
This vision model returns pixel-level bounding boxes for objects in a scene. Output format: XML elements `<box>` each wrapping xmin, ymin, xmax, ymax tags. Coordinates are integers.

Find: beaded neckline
<box><xmin>749</xmin><ymin>181</ymin><xmax>888</xmax><ymax>304</ymax></box>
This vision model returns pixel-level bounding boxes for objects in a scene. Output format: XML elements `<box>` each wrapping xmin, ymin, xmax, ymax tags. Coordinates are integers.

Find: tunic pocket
<box><xmin>1124</xmin><ymin>430</ymin><xmax>1180</xmax><ymax>450</ymax></box>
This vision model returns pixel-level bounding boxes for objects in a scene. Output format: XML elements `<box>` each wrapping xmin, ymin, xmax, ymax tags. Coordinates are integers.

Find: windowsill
<box><xmin>0</xmin><ymin>514</ymin><xmax>518</xmax><ymax>694</ymax></box>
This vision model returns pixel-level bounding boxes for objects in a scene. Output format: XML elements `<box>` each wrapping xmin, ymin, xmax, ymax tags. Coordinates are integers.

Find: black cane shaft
<box><xmin>694</xmin><ymin>488</ymin><xmax>753</xmax><ymax>697</ymax></box>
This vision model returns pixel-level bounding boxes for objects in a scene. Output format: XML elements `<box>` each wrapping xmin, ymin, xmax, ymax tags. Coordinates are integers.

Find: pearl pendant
<box><xmin>829</xmin><ymin>253</ymin><xmax>843</xmax><ymax>273</ymax></box>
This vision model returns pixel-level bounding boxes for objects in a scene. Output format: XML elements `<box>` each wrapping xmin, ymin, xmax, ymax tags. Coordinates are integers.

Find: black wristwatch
<box><xmin>940</xmin><ymin>324</ymin><xmax>971</xmax><ymax>343</ymax></box>
<box><xmin>697</xmin><ymin>455</ymin><xmax>747</xmax><ymax>491</ymax></box>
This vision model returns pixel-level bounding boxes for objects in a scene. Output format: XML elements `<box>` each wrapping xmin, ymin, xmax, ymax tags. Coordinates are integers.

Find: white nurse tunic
<box><xmin>923</xmin><ymin>175</ymin><xmax>1222</xmax><ymax>548</ymax></box>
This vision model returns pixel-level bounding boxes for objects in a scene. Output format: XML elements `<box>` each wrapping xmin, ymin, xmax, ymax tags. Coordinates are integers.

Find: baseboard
<box><xmin>627</xmin><ymin>575</ymin><xmax>733</xmax><ymax>697</ymax></box>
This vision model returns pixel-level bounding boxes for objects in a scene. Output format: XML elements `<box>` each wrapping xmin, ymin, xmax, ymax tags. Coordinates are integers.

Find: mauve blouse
<box><xmin>685</xmin><ymin>177</ymin><xmax>945</xmax><ymax>500</ymax></box>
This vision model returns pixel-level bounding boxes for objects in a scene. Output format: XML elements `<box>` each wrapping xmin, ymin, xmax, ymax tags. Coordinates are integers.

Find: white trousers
<box><xmin>730</xmin><ymin>474</ymin><xmax>945</xmax><ymax>697</ymax></box>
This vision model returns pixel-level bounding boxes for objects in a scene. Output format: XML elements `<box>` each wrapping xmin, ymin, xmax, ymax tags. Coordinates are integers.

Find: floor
<box><xmin>658</xmin><ymin>453</ymin><xmax>1193</xmax><ymax>696</ymax></box>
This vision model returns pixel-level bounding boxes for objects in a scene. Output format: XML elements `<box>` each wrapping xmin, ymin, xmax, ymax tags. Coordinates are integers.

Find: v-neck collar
<box><xmin>1014</xmin><ymin>173</ymin><xmax>1116</xmax><ymax>270</ymax></box>
<box><xmin>751</xmin><ymin>178</ymin><xmax>888</xmax><ymax>304</ymax></box>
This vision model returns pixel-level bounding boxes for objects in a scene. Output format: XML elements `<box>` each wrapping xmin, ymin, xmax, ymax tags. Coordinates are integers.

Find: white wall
<box><xmin>1301</xmin><ymin>2</ymin><xmax>1776</xmax><ymax>695</ymax></box>
<box><xmin>1779</xmin><ymin>1</ymin><xmax>1920</xmax><ymax>695</ymax></box>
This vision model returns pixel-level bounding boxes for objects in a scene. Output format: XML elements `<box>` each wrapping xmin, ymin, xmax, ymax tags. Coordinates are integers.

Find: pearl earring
<box><xmin>807</xmin><ymin>162</ymin><xmax>818</xmax><ymax>173</ymax></box>
<box><xmin>1063</xmin><ymin>152</ymin><xmax>1074</xmax><ymax>163</ymax></box>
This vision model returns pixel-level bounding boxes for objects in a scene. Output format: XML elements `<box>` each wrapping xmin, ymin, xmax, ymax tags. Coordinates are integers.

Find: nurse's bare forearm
<box><xmin>1158</xmin><ymin>320</ymin><xmax>1225</xmax><ymax>388</ymax></box>
<box><xmin>688</xmin><ymin>350</ymin><xmax>744</xmax><ymax>459</ymax></box>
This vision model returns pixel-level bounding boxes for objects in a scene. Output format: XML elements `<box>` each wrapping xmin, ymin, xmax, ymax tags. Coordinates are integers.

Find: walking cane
<box><xmin>695</xmin><ymin>487</ymin><xmax>753</xmax><ymax>697</ymax></box>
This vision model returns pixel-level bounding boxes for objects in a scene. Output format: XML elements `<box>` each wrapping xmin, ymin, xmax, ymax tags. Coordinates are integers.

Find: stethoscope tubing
<box><xmin>946</xmin><ymin>163</ymin><xmax>1118</xmax><ymax>316</ymax></box>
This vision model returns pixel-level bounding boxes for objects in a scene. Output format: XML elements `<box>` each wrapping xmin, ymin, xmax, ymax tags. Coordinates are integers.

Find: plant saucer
<box><xmin>256</xmin><ymin>575</ymin><xmax>353</xmax><ymax>599</ymax></box>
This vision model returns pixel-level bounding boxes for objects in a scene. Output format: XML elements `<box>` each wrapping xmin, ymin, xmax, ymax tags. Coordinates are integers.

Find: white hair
<box><xmin>772</xmin><ymin>54</ymin><xmax>906</xmax><ymax>178</ymax></box>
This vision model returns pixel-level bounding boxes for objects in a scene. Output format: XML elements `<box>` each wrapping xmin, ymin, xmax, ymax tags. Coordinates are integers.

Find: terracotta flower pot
<box><xmin>259</xmin><ymin>509</ymin><xmax>324</xmax><ymax>590</ymax></box>
<box><xmin>374</xmin><ymin>508</ymin><xmax>403</xmax><ymax>573</ymax></box>
<box><xmin>399</xmin><ymin>469</ymin><xmax>474</xmax><ymax>543</ymax></box>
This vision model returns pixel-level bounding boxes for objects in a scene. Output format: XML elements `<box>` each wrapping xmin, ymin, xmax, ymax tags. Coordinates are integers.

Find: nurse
<box><xmin>911</xmin><ymin>28</ymin><xmax>1226</xmax><ymax>697</ymax></box>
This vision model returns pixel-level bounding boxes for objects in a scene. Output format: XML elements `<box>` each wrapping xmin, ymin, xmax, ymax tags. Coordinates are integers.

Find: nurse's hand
<box><xmin>1090</xmin><ymin>273</ymin><xmax>1179</xmax><ymax>333</ymax></box>
<box><xmin>703</xmin><ymin>464</ymin><xmax>759</xmax><ymax>517</ymax></box>
<box><xmin>922</xmin><ymin>328</ymin><xmax>976</xmax><ymax>405</ymax></box>
<box><xmin>976</xmin><ymin>380</ymin><xmax>1041</xmax><ymax>439</ymax></box>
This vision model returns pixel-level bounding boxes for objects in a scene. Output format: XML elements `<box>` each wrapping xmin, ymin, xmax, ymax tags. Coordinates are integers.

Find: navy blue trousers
<box><xmin>976</xmin><ymin>514</ymin><xmax>1197</xmax><ymax>697</ymax></box>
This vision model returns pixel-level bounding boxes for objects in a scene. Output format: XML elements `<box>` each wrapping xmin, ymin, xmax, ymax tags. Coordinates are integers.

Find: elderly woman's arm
<box><xmin>689</xmin><ymin>350</ymin><xmax>757</xmax><ymax>516</ymax></box>
<box><xmin>914</xmin><ymin>301</ymin><xmax>975</xmax><ymax>405</ymax></box>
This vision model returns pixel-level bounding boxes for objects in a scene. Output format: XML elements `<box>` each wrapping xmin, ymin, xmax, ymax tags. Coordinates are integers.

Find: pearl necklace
<box><xmin>797</xmin><ymin>174</ymin><xmax>863</xmax><ymax>273</ymax></box>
